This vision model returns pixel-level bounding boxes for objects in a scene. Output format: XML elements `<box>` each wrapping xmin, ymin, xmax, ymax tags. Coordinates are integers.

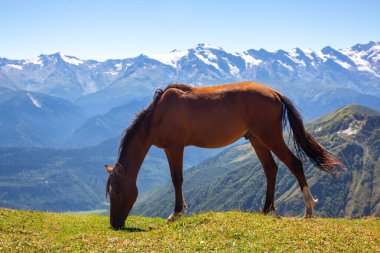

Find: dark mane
<box><xmin>166</xmin><ymin>83</ymin><xmax>194</xmax><ymax>93</ymax></box>
<box><xmin>117</xmin><ymin>84</ymin><xmax>194</xmax><ymax>162</ymax></box>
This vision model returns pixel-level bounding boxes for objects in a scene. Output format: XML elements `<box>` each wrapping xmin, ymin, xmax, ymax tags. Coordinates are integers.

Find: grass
<box><xmin>65</xmin><ymin>209</ymin><xmax>108</xmax><ymax>215</ymax></box>
<box><xmin>0</xmin><ymin>208</ymin><xmax>379</xmax><ymax>252</ymax></box>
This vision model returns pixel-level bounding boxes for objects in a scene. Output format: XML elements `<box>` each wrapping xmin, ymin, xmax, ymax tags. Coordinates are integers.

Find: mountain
<box><xmin>1</xmin><ymin>42</ymin><xmax>380</xmax><ymax>115</ymax></box>
<box><xmin>147</xmin><ymin>42</ymin><xmax>380</xmax><ymax>96</ymax></box>
<box><xmin>0</xmin><ymin>53</ymin><xmax>121</xmax><ymax>102</ymax></box>
<box><xmin>133</xmin><ymin>105</ymin><xmax>380</xmax><ymax>218</ymax></box>
<box><xmin>63</xmin><ymin>98</ymin><xmax>148</xmax><ymax>148</ymax></box>
<box><xmin>0</xmin><ymin>135</ymin><xmax>223</xmax><ymax>212</ymax></box>
<box><xmin>270</xmin><ymin>84</ymin><xmax>380</xmax><ymax>120</ymax></box>
<box><xmin>1</xmin><ymin>42</ymin><xmax>380</xmax><ymax>149</ymax></box>
<box><xmin>0</xmin><ymin>87</ymin><xmax>84</xmax><ymax>147</ymax></box>
<box><xmin>75</xmin><ymin>55</ymin><xmax>177</xmax><ymax>115</ymax></box>
<box><xmin>0</xmin><ymin>140</ymin><xmax>159</xmax><ymax>211</ymax></box>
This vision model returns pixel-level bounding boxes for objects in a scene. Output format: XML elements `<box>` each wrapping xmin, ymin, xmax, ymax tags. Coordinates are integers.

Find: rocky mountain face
<box><xmin>133</xmin><ymin>105</ymin><xmax>380</xmax><ymax>218</ymax></box>
<box><xmin>0</xmin><ymin>87</ymin><xmax>84</xmax><ymax>147</ymax></box>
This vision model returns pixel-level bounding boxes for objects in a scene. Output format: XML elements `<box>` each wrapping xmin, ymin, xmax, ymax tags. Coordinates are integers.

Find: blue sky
<box><xmin>1</xmin><ymin>0</ymin><xmax>379</xmax><ymax>60</ymax></box>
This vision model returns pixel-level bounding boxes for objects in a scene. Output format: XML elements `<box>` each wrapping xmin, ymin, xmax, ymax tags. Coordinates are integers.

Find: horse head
<box><xmin>105</xmin><ymin>164</ymin><xmax>138</xmax><ymax>229</ymax></box>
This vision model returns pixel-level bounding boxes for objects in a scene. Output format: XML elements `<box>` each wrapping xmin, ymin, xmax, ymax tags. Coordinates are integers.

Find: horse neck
<box><xmin>117</xmin><ymin>127</ymin><xmax>152</xmax><ymax>181</ymax></box>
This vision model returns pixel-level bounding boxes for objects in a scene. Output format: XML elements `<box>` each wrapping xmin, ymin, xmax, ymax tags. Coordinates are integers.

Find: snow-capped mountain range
<box><xmin>1</xmin><ymin>41</ymin><xmax>380</xmax><ymax>148</ymax></box>
<box><xmin>1</xmin><ymin>41</ymin><xmax>379</xmax><ymax>104</ymax></box>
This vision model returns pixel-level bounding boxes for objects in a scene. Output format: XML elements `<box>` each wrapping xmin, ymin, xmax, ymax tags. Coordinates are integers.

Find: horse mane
<box><xmin>117</xmin><ymin>84</ymin><xmax>193</xmax><ymax>161</ymax></box>
<box><xmin>166</xmin><ymin>83</ymin><xmax>194</xmax><ymax>93</ymax></box>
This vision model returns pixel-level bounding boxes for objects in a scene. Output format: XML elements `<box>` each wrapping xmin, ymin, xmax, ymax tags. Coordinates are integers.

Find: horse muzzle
<box><xmin>110</xmin><ymin>217</ymin><xmax>125</xmax><ymax>230</ymax></box>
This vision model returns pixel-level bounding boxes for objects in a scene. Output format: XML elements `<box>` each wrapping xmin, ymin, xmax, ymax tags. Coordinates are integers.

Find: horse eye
<box><xmin>109</xmin><ymin>181</ymin><xmax>122</xmax><ymax>197</ymax></box>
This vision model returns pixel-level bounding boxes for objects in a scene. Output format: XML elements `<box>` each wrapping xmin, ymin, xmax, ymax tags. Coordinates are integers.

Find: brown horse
<box><xmin>105</xmin><ymin>81</ymin><xmax>345</xmax><ymax>229</ymax></box>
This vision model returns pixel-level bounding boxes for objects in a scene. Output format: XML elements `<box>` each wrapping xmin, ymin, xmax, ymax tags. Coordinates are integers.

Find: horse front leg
<box><xmin>164</xmin><ymin>146</ymin><xmax>186</xmax><ymax>222</ymax></box>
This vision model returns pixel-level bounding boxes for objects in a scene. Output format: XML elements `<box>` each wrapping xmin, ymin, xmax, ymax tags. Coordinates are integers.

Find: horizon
<box><xmin>1</xmin><ymin>0</ymin><xmax>379</xmax><ymax>60</ymax></box>
<box><xmin>2</xmin><ymin>40</ymin><xmax>379</xmax><ymax>62</ymax></box>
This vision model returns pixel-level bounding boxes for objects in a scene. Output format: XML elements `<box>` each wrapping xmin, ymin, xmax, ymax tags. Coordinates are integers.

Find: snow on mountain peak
<box><xmin>1</xmin><ymin>41</ymin><xmax>380</xmax><ymax>100</ymax></box>
<box><xmin>6</xmin><ymin>64</ymin><xmax>23</xmax><ymax>70</ymax></box>
<box><xmin>340</xmin><ymin>43</ymin><xmax>380</xmax><ymax>75</ymax></box>
<box><xmin>239</xmin><ymin>52</ymin><xmax>262</xmax><ymax>67</ymax></box>
<box><xmin>147</xmin><ymin>43</ymin><xmax>224</xmax><ymax>69</ymax></box>
<box><xmin>147</xmin><ymin>49</ymin><xmax>188</xmax><ymax>68</ymax></box>
<box><xmin>194</xmin><ymin>51</ymin><xmax>222</xmax><ymax>71</ymax></box>
<box><xmin>27</xmin><ymin>92</ymin><xmax>42</xmax><ymax>108</ymax></box>
<box><xmin>24</xmin><ymin>56</ymin><xmax>43</xmax><ymax>66</ymax></box>
<box><xmin>59</xmin><ymin>53</ymin><xmax>84</xmax><ymax>65</ymax></box>
<box><xmin>115</xmin><ymin>63</ymin><xmax>123</xmax><ymax>71</ymax></box>
<box><xmin>286</xmin><ymin>48</ymin><xmax>307</xmax><ymax>66</ymax></box>
<box><xmin>299</xmin><ymin>48</ymin><xmax>315</xmax><ymax>60</ymax></box>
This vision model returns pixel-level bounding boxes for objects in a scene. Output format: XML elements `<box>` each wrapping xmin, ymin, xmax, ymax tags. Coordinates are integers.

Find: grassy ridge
<box><xmin>0</xmin><ymin>209</ymin><xmax>379</xmax><ymax>252</ymax></box>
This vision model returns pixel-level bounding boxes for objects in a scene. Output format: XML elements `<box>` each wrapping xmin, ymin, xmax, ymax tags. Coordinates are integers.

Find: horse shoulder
<box><xmin>151</xmin><ymin>88</ymin><xmax>183</xmax><ymax>123</ymax></box>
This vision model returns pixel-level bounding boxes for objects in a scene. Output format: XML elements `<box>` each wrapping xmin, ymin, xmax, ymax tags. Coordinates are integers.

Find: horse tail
<box><xmin>278</xmin><ymin>94</ymin><xmax>346</xmax><ymax>177</ymax></box>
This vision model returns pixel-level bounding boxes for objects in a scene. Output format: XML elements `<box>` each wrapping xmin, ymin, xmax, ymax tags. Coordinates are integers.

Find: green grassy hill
<box><xmin>0</xmin><ymin>209</ymin><xmax>378</xmax><ymax>252</ymax></box>
<box><xmin>134</xmin><ymin>104</ymin><xmax>380</xmax><ymax>218</ymax></box>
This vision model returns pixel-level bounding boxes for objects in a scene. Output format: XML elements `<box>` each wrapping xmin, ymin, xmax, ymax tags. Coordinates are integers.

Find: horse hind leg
<box><xmin>245</xmin><ymin>132</ymin><xmax>278</xmax><ymax>214</ymax></box>
<box><xmin>254</xmin><ymin>130</ymin><xmax>318</xmax><ymax>218</ymax></box>
<box><xmin>302</xmin><ymin>185</ymin><xmax>318</xmax><ymax>218</ymax></box>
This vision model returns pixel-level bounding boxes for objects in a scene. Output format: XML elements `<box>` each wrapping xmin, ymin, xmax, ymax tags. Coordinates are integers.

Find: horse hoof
<box><xmin>303</xmin><ymin>214</ymin><xmax>314</xmax><ymax>219</ymax></box>
<box><xmin>262</xmin><ymin>204</ymin><xmax>276</xmax><ymax>214</ymax></box>
<box><xmin>167</xmin><ymin>212</ymin><xmax>184</xmax><ymax>223</ymax></box>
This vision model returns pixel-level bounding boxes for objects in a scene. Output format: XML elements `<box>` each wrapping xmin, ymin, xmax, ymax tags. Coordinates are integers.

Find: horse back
<box><xmin>150</xmin><ymin>82</ymin><xmax>282</xmax><ymax>148</ymax></box>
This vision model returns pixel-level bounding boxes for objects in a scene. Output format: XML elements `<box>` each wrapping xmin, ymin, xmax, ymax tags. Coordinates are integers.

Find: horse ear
<box><xmin>105</xmin><ymin>165</ymin><xmax>113</xmax><ymax>174</ymax></box>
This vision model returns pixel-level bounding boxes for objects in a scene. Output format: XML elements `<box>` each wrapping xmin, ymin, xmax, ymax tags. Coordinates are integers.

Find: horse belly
<box><xmin>185</xmin><ymin>113</ymin><xmax>247</xmax><ymax>148</ymax></box>
<box><xmin>188</xmin><ymin>132</ymin><xmax>246</xmax><ymax>148</ymax></box>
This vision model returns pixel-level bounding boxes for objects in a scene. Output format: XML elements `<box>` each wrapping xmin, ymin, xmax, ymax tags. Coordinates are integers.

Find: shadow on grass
<box><xmin>113</xmin><ymin>226</ymin><xmax>148</xmax><ymax>232</ymax></box>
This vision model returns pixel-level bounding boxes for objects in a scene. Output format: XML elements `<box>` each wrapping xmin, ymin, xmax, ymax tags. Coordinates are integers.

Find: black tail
<box><xmin>279</xmin><ymin>94</ymin><xmax>346</xmax><ymax>177</ymax></box>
